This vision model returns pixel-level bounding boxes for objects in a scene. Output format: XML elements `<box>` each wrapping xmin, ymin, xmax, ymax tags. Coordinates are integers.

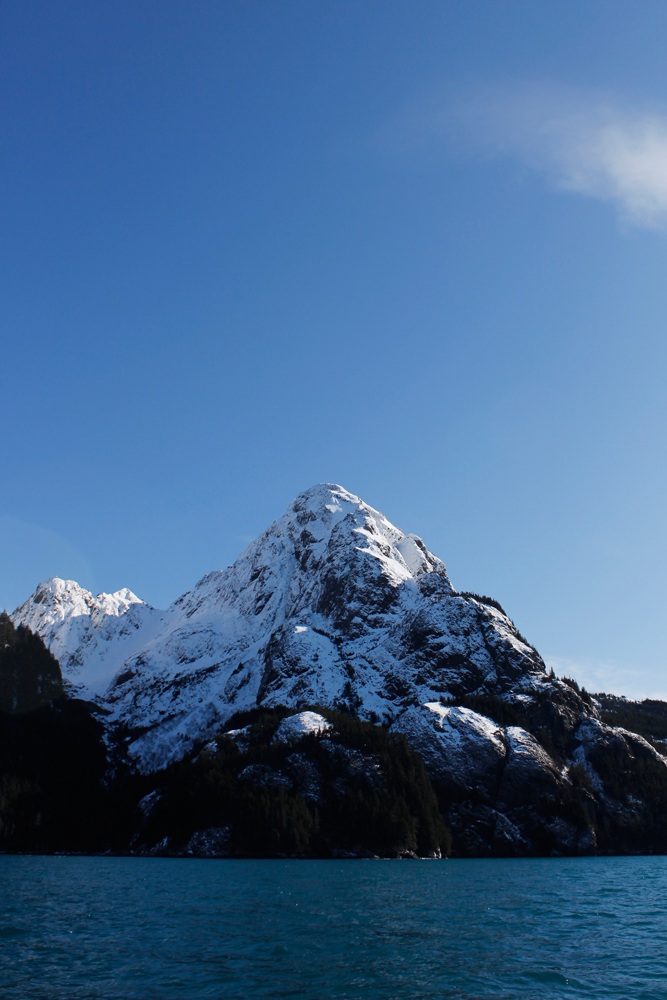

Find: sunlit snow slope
<box><xmin>12</xmin><ymin>577</ymin><xmax>163</xmax><ymax>696</ymax></box>
<box><xmin>12</xmin><ymin>484</ymin><xmax>547</xmax><ymax>770</ymax></box>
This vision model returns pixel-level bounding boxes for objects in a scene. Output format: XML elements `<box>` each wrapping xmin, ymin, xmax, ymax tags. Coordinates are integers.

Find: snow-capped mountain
<box><xmin>12</xmin><ymin>577</ymin><xmax>163</xmax><ymax>696</ymax></box>
<box><xmin>12</xmin><ymin>484</ymin><xmax>549</xmax><ymax>770</ymax></box>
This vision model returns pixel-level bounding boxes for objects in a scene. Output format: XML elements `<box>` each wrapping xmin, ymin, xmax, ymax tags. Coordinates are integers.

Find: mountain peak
<box><xmin>289</xmin><ymin>482</ymin><xmax>358</xmax><ymax>504</ymax></box>
<box><xmin>18</xmin><ymin>577</ymin><xmax>149</xmax><ymax>621</ymax></box>
<box><xmin>12</xmin><ymin>486</ymin><xmax>546</xmax><ymax>770</ymax></box>
<box><xmin>282</xmin><ymin>481</ymin><xmax>447</xmax><ymax>583</ymax></box>
<box><xmin>284</xmin><ymin>483</ymin><xmax>378</xmax><ymax>540</ymax></box>
<box><xmin>12</xmin><ymin>576</ymin><xmax>158</xmax><ymax>697</ymax></box>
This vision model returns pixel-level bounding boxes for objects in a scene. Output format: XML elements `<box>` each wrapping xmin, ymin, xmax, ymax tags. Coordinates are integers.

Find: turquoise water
<box><xmin>1</xmin><ymin>856</ymin><xmax>666</xmax><ymax>999</ymax></box>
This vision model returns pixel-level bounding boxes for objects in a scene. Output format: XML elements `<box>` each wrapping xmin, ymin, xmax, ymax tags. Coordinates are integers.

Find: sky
<box><xmin>1</xmin><ymin>0</ymin><xmax>666</xmax><ymax>699</ymax></box>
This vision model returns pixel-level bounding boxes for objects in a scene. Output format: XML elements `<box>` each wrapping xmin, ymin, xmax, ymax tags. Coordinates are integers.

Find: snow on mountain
<box><xmin>11</xmin><ymin>577</ymin><xmax>163</xmax><ymax>696</ymax></box>
<box><xmin>273</xmin><ymin>711</ymin><xmax>333</xmax><ymax>744</ymax></box>
<box><xmin>392</xmin><ymin>703</ymin><xmax>507</xmax><ymax>795</ymax></box>
<box><xmin>12</xmin><ymin>484</ymin><xmax>549</xmax><ymax>771</ymax></box>
<box><xmin>392</xmin><ymin>702</ymin><xmax>563</xmax><ymax>804</ymax></box>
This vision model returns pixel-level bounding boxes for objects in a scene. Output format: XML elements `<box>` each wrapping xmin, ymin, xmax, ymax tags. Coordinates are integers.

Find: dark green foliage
<box><xmin>535</xmin><ymin>775</ymin><xmax>595</xmax><ymax>835</ymax></box>
<box><xmin>441</xmin><ymin>692</ymin><xmax>523</xmax><ymax>729</ymax></box>
<box><xmin>0</xmin><ymin>612</ymin><xmax>63</xmax><ymax>713</ymax></box>
<box><xmin>585</xmin><ymin>734</ymin><xmax>667</xmax><ymax>853</ymax></box>
<box><xmin>440</xmin><ymin>691</ymin><xmax>566</xmax><ymax>762</ymax></box>
<box><xmin>130</xmin><ymin>707</ymin><xmax>450</xmax><ymax>858</ymax></box>
<box><xmin>0</xmin><ymin>695</ymin><xmax>450</xmax><ymax>857</ymax></box>
<box><xmin>321</xmin><ymin>710</ymin><xmax>450</xmax><ymax>856</ymax></box>
<box><xmin>561</xmin><ymin>676</ymin><xmax>593</xmax><ymax>706</ymax></box>
<box><xmin>569</xmin><ymin>763</ymin><xmax>594</xmax><ymax>793</ymax></box>
<box><xmin>0</xmin><ymin>699</ymin><xmax>108</xmax><ymax>851</ymax></box>
<box><xmin>0</xmin><ymin>611</ymin><xmax>15</xmax><ymax>646</ymax></box>
<box><xmin>233</xmin><ymin>788</ymin><xmax>317</xmax><ymax>855</ymax></box>
<box><xmin>9</xmin><ymin>666</ymin><xmax>667</xmax><ymax>858</ymax></box>
<box><xmin>642</xmin><ymin>700</ymin><xmax>667</xmax><ymax>719</ymax></box>
<box><xmin>458</xmin><ymin>592</ymin><xmax>507</xmax><ymax>616</ymax></box>
<box><xmin>598</xmin><ymin>695</ymin><xmax>667</xmax><ymax>745</ymax></box>
<box><xmin>590</xmin><ymin>737</ymin><xmax>667</xmax><ymax>807</ymax></box>
<box><xmin>0</xmin><ymin>617</ymin><xmax>105</xmax><ymax>851</ymax></box>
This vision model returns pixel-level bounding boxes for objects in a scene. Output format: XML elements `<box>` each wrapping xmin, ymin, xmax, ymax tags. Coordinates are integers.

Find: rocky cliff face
<box><xmin>392</xmin><ymin>702</ymin><xmax>588</xmax><ymax>856</ymax></box>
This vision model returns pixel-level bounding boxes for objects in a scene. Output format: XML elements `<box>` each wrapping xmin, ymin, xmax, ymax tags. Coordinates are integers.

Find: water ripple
<box><xmin>1</xmin><ymin>856</ymin><xmax>667</xmax><ymax>999</ymax></box>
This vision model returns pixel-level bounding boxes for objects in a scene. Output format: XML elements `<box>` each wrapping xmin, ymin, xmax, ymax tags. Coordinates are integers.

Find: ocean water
<box><xmin>1</xmin><ymin>856</ymin><xmax>666</xmax><ymax>999</ymax></box>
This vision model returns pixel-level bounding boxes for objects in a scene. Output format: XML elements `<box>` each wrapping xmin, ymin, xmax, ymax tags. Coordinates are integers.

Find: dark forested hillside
<box><xmin>3</xmin><ymin>613</ymin><xmax>667</xmax><ymax>859</ymax></box>
<box><xmin>0</xmin><ymin>698</ymin><xmax>109</xmax><ymax>852</ymax></box>
<box><xmin>0</xmin><ymin>621</ymin><xmax>448</xmax><ymax>857</ymax></box>
<box><xmin>0</xmin><ymin>615</ymin><xmax>108</xmax><ymax>851</ymax></box>
<box><xmin>114</xmin><ymin>707</ymin><xmax>450</xmax><ymax>859</ymax></box>
<box><xmin>0</xmin><ymin>698</ymin><xmax>450</xmax><ymax>858</ymax></box>
<box><xmin>0</xmin><ymin>611</ymin><xmax>63</xmax><ymax>713</ymax></box>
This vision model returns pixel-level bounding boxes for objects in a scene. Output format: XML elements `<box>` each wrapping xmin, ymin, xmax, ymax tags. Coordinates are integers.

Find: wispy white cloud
<box><xmin>392</xmin><ymin>82</ymin><xmax>667</xmax><ymax>231</ymax></box>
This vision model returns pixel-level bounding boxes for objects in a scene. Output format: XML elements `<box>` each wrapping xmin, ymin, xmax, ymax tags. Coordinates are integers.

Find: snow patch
<box><xmin>273</xmin><ymin>711</ymin><xmax>332</xmax><ymax>743</ymax></box>
<box><xmin>392</xmin><ymin>702</ymin><xmax>506</xmax><ymax>793</ymax></box>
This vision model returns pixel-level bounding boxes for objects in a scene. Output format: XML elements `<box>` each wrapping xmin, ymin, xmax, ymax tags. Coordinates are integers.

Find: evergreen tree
<box><xmin>0</xmin><ymin>610</ymin><xmax>14</xmax><ymax>647</ymax></box>
<box><xmin>0</xmin><ymin>613</ymin><xmax>63</xmax><ymax>713</ymax></box>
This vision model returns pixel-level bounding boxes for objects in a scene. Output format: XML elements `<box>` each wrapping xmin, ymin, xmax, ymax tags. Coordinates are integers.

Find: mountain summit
<box><xmin>13</xmin><ymin>484</ymin><xmax>547</xmax><ymax>770</ymax></box>
<box><xmin>12</xmin><ymin>484</ymin><xmax>667</xmax><ymax>860</ymax></box>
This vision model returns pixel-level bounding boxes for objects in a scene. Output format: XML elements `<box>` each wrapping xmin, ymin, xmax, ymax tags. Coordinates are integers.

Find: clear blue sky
<box><xmin>2</xmin><ymin>1</ymin><xmax>666</xmax><ymax>698</ymax></box>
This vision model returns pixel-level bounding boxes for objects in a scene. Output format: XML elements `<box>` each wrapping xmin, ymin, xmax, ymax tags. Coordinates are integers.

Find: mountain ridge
<box><xmin>8</xmin><ymin>483</ymin><xmax>667</xmax><ymax>858</ymax></box>
<box><xmin>12</xmin><ymin>483</ymin><xmax>548</xmax><ymax>771</ymax></box>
